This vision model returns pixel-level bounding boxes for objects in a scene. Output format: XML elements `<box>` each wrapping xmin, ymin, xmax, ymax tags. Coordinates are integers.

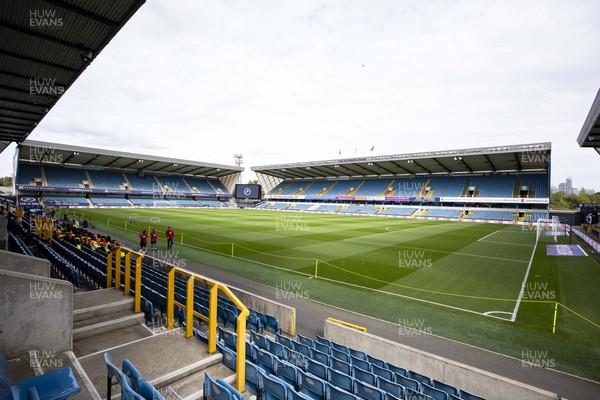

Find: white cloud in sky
<box><xmin>2</xmin><ymin>0</ymin><xmax>599</xmax><ymax>189</ymax></box>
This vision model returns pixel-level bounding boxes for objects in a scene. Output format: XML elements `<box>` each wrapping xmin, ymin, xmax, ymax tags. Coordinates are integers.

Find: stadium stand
<box><xmin>301</xmin><ymin>181</ymin><xmax>335</xmax><ymax>196</ymax></box>
<box><xmin>185</xmin><ymin>177</ymin><xmax>220</xmax><ymax>194</ymax></box>
<box><xmin>464</xmin><ymin>210</ymin><xmax>515</xmax><ymax>221</ymax></box>
<box><xmin>354</xmin><ymin>179</ymin><xmax>394</xmax><ymax>197</ymax></box>
<box><xmin>424</xmin><ymin>209</ymin><xmax>462</xmax><ymax>219</ymax></box>
<box><xmin>378</xmin><ymin>207</ymin><xmax>417</xmax><ymax>216</ymax></box>
<box><xmin>87</xmin><ymin>170</ymin><xmax>127</xmax><ymax>190</ymax></box>
<box><xmin>125</xmin><ymin>173</ymin><xmax>160</xmax><ymax>191</ymax></box>
<box><xmin>43</xmin><ymin>196</ymin><xmax>89</xmax><ymax>207</ymax></box>
<box><xmin>89</xmin><ymin>197</ymin><xmax>131</xmax><ymax>207</ymax></box>
<box><xmin>155</xmin><ymin>175</ymin><xmax>191</xmax><ymax>193</ymax></box>
<box><xmin>129</xmin><ymin>197</ymin><xmax>173</xmax><ymax>207</ymax></box>
<box><xmin>520</xmin><ymin>174</ymin><xmax>550</xmax><ymax>198</ymax></box>
<box><xmin>15</xmin><ymin>163</ymin><xmax>42</xmax><ymax>185</ymax></box>
<box><xmin>44</xmin><ymin>165</ymin><xmax>89</xmax><ymax>188</ymax></box>
<box><xmin>468</xmin><ymin>175</ymin><xmax>516</xmax><ymax>198</ymax></box>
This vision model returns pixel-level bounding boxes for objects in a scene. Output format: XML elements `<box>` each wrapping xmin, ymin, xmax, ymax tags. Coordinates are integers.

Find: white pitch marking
<box><xmin>478</xmin><ymin>229</ymin><xmax>501</xmax><ymax>242</ymax></box>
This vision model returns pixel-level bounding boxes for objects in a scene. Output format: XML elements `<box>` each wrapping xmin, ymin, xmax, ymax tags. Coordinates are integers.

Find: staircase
<box><xmin>6</xmin><ymin>287</ymin><xmax>241</xmax><ymax>400</ymax></box>
<box><xmin>73</xmin><ymin>288</ymin><xmax>238</xmax><ymax>399</ymax></box>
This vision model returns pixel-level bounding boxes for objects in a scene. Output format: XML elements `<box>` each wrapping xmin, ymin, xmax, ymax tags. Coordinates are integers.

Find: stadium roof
<box><xmin>18</xmin><ymin>140</ymin><xmax>243</xmax><ymax>178</ymax></box>
<box><xmin>577</xmin><ymin>88</ymin><xmax>600</xmax><ymax>155</ymax></box>
<box><xmin>252</xmin><ymin>143</ymin><xmax>551</xmax><ymax>180</ymax></box>
<box><xmin>0</xmin><ymin>0</ymin><xmax>146</xmax><ymax>154</ymax></box>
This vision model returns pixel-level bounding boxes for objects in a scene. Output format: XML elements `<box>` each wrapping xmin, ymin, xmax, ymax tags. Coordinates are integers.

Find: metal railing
<box><xmin>106</xmin><ymin>249</ymin><xmax>248</xmax><ymax>392</ymax></box>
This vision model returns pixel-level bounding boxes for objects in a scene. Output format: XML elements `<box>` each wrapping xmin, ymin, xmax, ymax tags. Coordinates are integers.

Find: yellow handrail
<box><xmin>326</xmin><ymin>317</ymin><xmax>367</xmax><ymax>332</ymax></box>
<box><xmin>106</xmin><ymin>252</ymin><xmax>249</xmax><ymax>392</ymax></box>
<box><xmin>106</xmin><ymin>247</ymin><xmax>143</xmax><ymax>313</ymax></box>
<box><xmin>167</xmin><ymin>267</ymin><xmax>248</xmax><ymax>392</ymax></box>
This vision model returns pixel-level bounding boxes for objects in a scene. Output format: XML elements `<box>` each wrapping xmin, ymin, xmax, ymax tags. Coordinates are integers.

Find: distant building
<box><xmin>565</xmin><ymin>177</ymin><xmax>573</xmax><ymax>195</ymax></box>
<box><xmin>558</xmin><ymin>182</ymin><xmax>566</xmax><ymax>193</ymax></box>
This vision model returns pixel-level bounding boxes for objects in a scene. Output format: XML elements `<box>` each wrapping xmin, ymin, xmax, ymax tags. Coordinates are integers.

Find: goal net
<box><xmin>536</xmin><ymin>216</ymin><xmax>563</xmax><ymax>243</ymax></box>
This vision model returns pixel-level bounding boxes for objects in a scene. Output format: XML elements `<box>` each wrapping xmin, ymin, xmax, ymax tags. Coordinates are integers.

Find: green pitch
<box><xmin>77</xmin><ymin>208</ymin><xmax>600</xmax><ymax>380</ymax></box>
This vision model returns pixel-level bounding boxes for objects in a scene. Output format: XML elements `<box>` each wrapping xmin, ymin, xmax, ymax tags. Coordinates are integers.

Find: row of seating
<box><xmin>8</xmin><ymin>231</ymin><xmax>33</xmax><ymax>256</ymax></box>
<box><xmin>17</xmin><ymin>163</ymin><xmax>228</xmax><ymax>194</ymax></box>
<box><xmin>104</xmin><ymin>352</ymin><xmax>164</xmax><ymax>400</ymax></box>
<box><xmin>214</xmin><ymin>327</ymin><xmax>486</xmax><ymax>400</ymax></box>
<box><xmin>33</xmin><ymin>237</ymin><xmax>81</xmax><ymax>289</ymax></box>
<box><xmin>268</xmin><ymin>174</ymin><xmax>549</xmax><ymax>199</ymax></box>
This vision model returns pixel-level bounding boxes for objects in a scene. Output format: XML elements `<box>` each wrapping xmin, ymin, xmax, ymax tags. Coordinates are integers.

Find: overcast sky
<box><xmin>2</xmin><ymin>0</ymin><xmax>600</xmax><ymax>189</ymax></box>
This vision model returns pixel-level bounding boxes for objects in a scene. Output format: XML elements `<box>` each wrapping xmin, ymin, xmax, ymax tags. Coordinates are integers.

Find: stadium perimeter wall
<box><xmin>230</xmin><ymin>286</ymin><xmax>295</xmax><ymax>335</ymax></box>
<box><xmin>324</xmin><ymin>320</ymin><xmax>559</xmax><ymax>400</ymax></box>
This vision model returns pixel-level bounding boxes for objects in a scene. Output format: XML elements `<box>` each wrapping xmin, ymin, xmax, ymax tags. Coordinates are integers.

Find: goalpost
<box><xmin>536</xmin><ymin>216</ymin><xmax>564</xmax><ymax>244</ymax></box>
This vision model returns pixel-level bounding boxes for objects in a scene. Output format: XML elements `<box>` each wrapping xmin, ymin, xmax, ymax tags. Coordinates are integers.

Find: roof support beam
<box><xmin>41</xmin><ymin>0</ymin><xmax>119</xmax><ymax>27</ymax></box>
<box><xmin>432</xmin><ymin>158</ymin><xmax>451</xmax><ymax>173</ymax></box>
<box><xmin>0</xmin><ymin>49</ymin><xmax>79</xmax><ymax>73</ymax></box>
<box><xmin>0</xmin><ymin>95</ymin><xmax>50</xmax><ymax>109</ymax></box>
<box><xmin>0</xmin><ymin>69</ymin><xmax>68</xmax><ymax>87</ymax></box>
<box><xmin>0</xmin><ymin>105</ymin><xmax>44</xmax><ymax>117</ymax></box>
<box><xmin>484</xmin><ymin>155</ymin><xmax>497</xmax><ymax>172</ymax></box>
<box><xmin>0</xmin><ymin>120</ymin><xmax>34</xmax><ymax>129</ymax></box>
<box><xmin>0</xmin><ymin>112</ymin><xmax>39</xmax><ymax>123</ymax></box>
<box><xmin>0</xmin><ymin>21</ymin><xmax>91</xmax><ymax>53</ymax></box>
<box><xmin>371</xmin><ymin>162</ymin><xmax>395</xmax><ymax>175</ymax></box>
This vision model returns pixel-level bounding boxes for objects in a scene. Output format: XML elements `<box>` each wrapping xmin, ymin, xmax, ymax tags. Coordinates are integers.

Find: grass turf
<box><xmin>75</xmin><ymin>207</ymin><xmax>600</xmax><ymax>381</ymax></box>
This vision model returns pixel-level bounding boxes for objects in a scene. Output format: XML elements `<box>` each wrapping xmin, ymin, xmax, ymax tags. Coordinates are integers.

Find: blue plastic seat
<box><xmin>315</xmin><ymin>336</ymin><xmax>331</xmax><ymax>346</ymax></box>
<box><xmin>299</xmin><ymin>370</ymin><xmax>326</xmax><ymax>400</ymax></box>
<box><xmin>251</xmin><ymin>331</ymin><xmax>269</xmax><ymax>350</ymax></box>
<box><xmin>313</xmin><ymin>342</ymin><xmax>331</xmax><ymax>355</ymax></box>
<box><xmin>329</xmin><ymin>368</ymin><xmax>354</xmax><ymax>393</ymax></box>
<box><xmin>216</xmin><ymin>378</ymin><xmax>244</xmax><ymax>400</ymax></box>
<box><xmin>432</xmin><ymin>380</ymin><xmax>458</xmax><ymax>397</ymax></box>
<box><xmin>387</xmin><ymin>363</ymin><xmax>407</xmax><ymax>378</ymax></box>
<box><xmin>293</xmin><ymin>341</ymin><xmax>313</xmax><ymax>358</ymax></box>
<box><xmin>217</xmin><ymin>342</ymin><xmax>237</xmax><ymax>371</ymax></box>
<box><xmin>354</xmin><ymin>380</ymin><xmax>387</xmax><ymax>400</ymax></box>
<box><xmin>204</xmin><ymin>372</ymin><xmax>234</xmax><ymax>400</ymax></box>
<box><xmin>260</xmin><ymin>370</ymin><xmax>288</xmax><ymax>400</ymax></box>
<box><xmin>312</xmin><ymin>349</ymin><xmax>330</xmax><ymax>367</ymax></box>
<box><xmin>306</xmin><ymin>359</ymin><xmax>329</xmax><ymax>381</ymax></box>
<box><xmin>330</xmin><ymin>358</ymin><xmax>351</xmax><ymax>375</ymax></box>
<box><xmin>422</xmin><ymin>383</ymin><xmax>449</xmax><ymax>400</ymax></box>
<box><xmin>349</xmin><ymin>355</ymin><xmax>370</xmax><ymax>372</ymax></box>
<box><xmin>4</xmin><ymin>368</ymin><xmax>81</xmax><ymax>400</ymax></box>
<box><xmin>104</xmin><ymin>352</ymin><xmax>135</xmax><ymax>400</ymax></box>
<box><xmin>377</xmin><ymin>376</ymin><xmax>405</xmax><ymax>399</ymax></box>
<box><xmin>296</xmin><ymin>334</ymin><xmax>314</xmax><ymax>348</ymax></box>
<box><xmin>348</xmin><ymin>348</ymin><xmax>367</xmax><ymax>361</ymax></box>
<box><xmin>276</xmin><ymin>333</ymin><xmax>293</xmax><ymax>348</ymax></box>
<box><xmin>139</xmin><ymin>381</ymin><xmax>165</xmax><ymax>400</ymax></box>
<box><xmin>244</xmin><ymin>361</ymin><xmax>263</xmax><ymax>396</ymax></box>
<box><xmin>218</xmin><ymin>326</ymin><xmax>237</xmax><ymax>351</ymax></box>
<box><xmin>256</xmin><ymin>349</ymin><xmax>278</xmax><ymax>375</ymax></box>
<box><xmin>266</xmin><ymin>338</ymin><xmax>289</xmax><ymax>359</ymax></box>
<box><xmin>246</xmin><ymin>342</ymin><xmax>258</xmax><ymax>363</ymax></box>
<box><xmin>331</xmin><ymin>342</ymin><xmax>348</xmax><ymax>354</ymax></box>
<box><xmin>367</xmin><ymin>355</ymin><xmax>387</xmax><ymax>368</ymax></box>
<box><xmin>331</xmin><ymin>348</ymin><xmax>350</xmax><ymax>363</ymax></box>
<box><xmin>371</xmin><ymin>363</ymin><xmax>394</xmax><ymax>382</ymax></box>
<box><xmin>327</xmin><ymin>383</ymin><xmax>361</xmax><ymax>400</ymax></box>
<box><xmin>122</xmin><ymin>359</ymin><xmax>144</xmax><ymax>392</ymax></box>
<box><xmin>278</xmin><ymin>360</ymin><xmax>302</xmax><ymax>391</ymax></box>
<box><xmin>289</xmin><ymin>390</ymin><xmax>312</xmax><ymax>400</ymax></box>
<box><xmin>396</xmin><ymin>375</ymin><xmax>420</xmax><ymax>392</ymax></box>
<box><xmin>352</xmin><ymin>365</ymin><xmax>377</xmax><ymax>386</ymax></box>
<box><xmin>408</xmin><ymin>371</ymin><xmax>432</xmax><ymax>387</ymax></box>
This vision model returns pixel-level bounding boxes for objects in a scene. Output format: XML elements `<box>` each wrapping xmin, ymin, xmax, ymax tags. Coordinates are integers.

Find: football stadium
<box><xmin>1</xmin><ymin>1</ymin><xmax>600</xmax><ymax>400</ymax></box>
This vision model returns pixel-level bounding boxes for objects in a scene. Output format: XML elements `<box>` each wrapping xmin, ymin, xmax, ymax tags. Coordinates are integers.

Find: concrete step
<box><xmin>77</xmin><ymin>328</ymin><xmax>221</xmax><ymax>399</ymax></box>
<box><xmin>73</xmin><ymin>324</ymin><xmax>154</xmax><ymax>357</ymax></box>
<box><xmin>73</xmin><ymin>288</ymin><xmax>133</xmax><ymax>313</ymax></box>
<box><xmin>73</xmin><ymin>297</ymin><xmax>134</xmax><ymax>323</ymax></box>
<box><xmin>73</xmin><ymin>312</ymin><xmax>145</xmax><ymax>341</ymax></box>
<box><xmin>162</xmin><ymin>363</ymin><xmax>234</xmax><ymax>400</ymax></box>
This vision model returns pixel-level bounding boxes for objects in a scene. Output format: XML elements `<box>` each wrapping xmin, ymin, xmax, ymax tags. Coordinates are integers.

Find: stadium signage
<box><xmin>15</xmin><ymin>185</ymin><xmax>231</xmax><ymax>198</ymax></box>
<box><xmin>266</xmin><ymin>194</ymin><xmax>548</xmax><ymax>204</ymax></box>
